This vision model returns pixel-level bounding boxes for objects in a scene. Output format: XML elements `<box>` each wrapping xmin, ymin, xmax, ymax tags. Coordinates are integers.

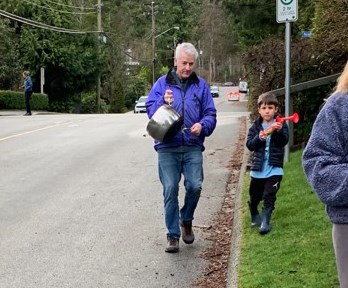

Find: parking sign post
<box><xmin>276</xmin><ymin>0</ymin><xmax>298</xmax><ymax>162</ymax></box>
<box><xmin>277</xmin><ymin>0</ymin><xmax>298</xmax><ymax>23</ymax></box>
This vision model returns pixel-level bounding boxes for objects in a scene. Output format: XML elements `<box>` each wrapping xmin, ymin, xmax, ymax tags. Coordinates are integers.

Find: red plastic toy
<box><xmin>261</xmin><ymin>113</ymin><xmax>299</xmax><ymax>137</ymax></box>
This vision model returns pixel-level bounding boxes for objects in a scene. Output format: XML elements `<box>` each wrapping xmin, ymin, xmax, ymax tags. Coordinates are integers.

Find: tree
<box><xmin>1</xmin><ymin>0</ymin><xmax>100</xmax><ymax>111</ymax></box>
<box><xmin>311</xmin><ymin>0</ymin><xmax>348</xmax><ymax>75</ymax></box>
<box><xmin>222</xmin><ymin>0</ymin><xmax>282</xmax><ymax>51</ymax></box>
<box><xmin>0</xmin><ymin>18</ymin><xmax>21</xmax><ymax>89</ymax></box>
<box><xmin>194</xmin><ymin>0</ymin><xmax>235</xmax><ymax>83</ymax></box>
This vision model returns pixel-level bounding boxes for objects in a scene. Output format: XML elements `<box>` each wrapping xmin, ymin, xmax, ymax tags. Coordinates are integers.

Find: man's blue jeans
<box><xmin>158</xmin><ymin>147</ymin><xmax>203</xmax><ymax>239</ymax></box>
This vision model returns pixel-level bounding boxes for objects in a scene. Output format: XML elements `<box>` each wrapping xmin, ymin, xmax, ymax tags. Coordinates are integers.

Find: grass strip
<box><xmin>237</xmin><ymin>150</ymin><xmax>339</xmax><ymax>288</ymax></box>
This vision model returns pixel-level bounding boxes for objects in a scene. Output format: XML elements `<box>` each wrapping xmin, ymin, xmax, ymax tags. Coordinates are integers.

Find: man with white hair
<box><xmin>146</xmin><ymin>42</ymin><xmax>217</xmax><ymax>253</ymax></box>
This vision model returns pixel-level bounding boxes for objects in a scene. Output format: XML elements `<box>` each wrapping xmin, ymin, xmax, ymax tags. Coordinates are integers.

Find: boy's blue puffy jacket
<box><xmin>146</xmin><ymin>69</ymin><xmax>217</xmax><ymax>151</ymax></box>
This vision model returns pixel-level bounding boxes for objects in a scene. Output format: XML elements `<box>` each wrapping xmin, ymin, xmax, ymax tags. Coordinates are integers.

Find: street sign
<box><xmin>276</xmin><ymin>0</ymin><xmax>298</xmax><ymax>23</ymax></box>
<box><xmin>302</xmin><ymin>30</ymin><xmax>312</xmax><ymax>38</ymax></box>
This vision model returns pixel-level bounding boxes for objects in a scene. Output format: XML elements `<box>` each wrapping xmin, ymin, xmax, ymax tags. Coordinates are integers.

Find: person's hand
<box><xmin>189</xmin><ymin>123</ymin><xmax>202</xmax><ymax>136</ymax></box>
<box><xmin>259</xmin><ymin>122</ymin><xmax>282</xmax><ymax>140</ymax></box>
<box><xmin>272</xmin><ymin>121</ymin><xmax>283</xmax><ymax>132</ymax></box>
<box><xmin>259</xmin><ymin>131</ymin><xmax>267</xmax><ymax>141</ymax></box>
<box><xmin>164</xmin><ymin>89</ymin><xmax>173</xmax><ymax>105</ymax></box>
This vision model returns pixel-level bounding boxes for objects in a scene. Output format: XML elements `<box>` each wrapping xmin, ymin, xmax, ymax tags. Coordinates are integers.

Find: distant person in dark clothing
<box><xmin>21</xmin><ymin>71</ymin><xmax>33</xmax><ymax>116</ymax></box>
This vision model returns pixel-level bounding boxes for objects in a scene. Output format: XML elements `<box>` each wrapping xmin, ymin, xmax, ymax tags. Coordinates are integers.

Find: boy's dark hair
<box><xmin>257</xmin><ymin>92</ymin><xmax>278</xmax><ymax>107</ymax></box>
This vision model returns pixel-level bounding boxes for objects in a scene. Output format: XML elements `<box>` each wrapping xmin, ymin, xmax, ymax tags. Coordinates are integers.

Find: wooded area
<box><xmin>1</xmin><ymin>0</ymin><xmax>348</xmax><ymax>142</ymax></box>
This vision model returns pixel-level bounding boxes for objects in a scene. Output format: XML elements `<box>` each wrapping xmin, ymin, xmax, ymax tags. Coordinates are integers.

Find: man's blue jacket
<box><xmin>146</xmin><ymin>68</ymin><xmax>217</xmax><ymax>151</ymax></box>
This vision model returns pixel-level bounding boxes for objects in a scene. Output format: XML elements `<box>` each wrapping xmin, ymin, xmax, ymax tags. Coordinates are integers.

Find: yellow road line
<box><xmin>0</xmin><ymin>122</ymin><xmax>74</xmax><ymax>142</ymax></box>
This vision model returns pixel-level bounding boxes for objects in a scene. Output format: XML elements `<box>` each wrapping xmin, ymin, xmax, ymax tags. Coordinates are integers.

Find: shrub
<box><xmin>0</xmin><ymin>90</ymin><xmax>48</xmax><ymax>110</ymax></box>
<box><xmin>80</xmin><ymin>92</ymin><xmax>109</xmax><ymax>114</ymax></box>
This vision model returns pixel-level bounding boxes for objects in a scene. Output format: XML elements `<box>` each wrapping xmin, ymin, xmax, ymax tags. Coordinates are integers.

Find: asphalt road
<box><xmin>0</xmin><ymin>90</ymin><xmax>249</xmax><ymax>288</ymax></box>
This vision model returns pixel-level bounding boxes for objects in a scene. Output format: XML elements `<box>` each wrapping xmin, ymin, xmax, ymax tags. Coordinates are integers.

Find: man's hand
<box><xmin>164</xmin><ymin>89</ymin><xmax>173</xmax><ymax>105</ymax></box>
<box><xmin>189</xmin><ymin>123</ymin><xmax>202</xmax><ymax>136</ymax></box>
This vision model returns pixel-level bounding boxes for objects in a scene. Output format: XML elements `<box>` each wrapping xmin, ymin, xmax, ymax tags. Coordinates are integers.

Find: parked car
<box><xmin>134</xmin><ymin>96</ymin><xmax>148</xmax><ymax>113</ymax></box>
<box><xmin>238</xmin><ymin>81</ymin><xmax>248</xmax><ymax>93</ymax></box>
<box><xmin>210</xmin><ymin>85</ymin><xmax>219</xmax><ymax>98</ymax></box>
<box><xmin>223</xmin><ymin>81</ymin><xmax>234</xmax><ymax>86</ymax></box>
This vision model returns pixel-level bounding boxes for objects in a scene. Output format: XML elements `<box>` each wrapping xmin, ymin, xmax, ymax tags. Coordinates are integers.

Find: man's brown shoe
<box><xmin>180</xmin><ymin>221</ymin><xmax>195</xmax><ymax>244</ymax></box>
<box><xmin>165</xmin><ymin>237</ymin><xmax>179</xmax><ymax>253</ymax></box>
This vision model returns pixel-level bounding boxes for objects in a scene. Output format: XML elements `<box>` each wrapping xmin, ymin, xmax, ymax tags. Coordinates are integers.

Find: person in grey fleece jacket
<box><xmin>302</xmin><ymin>61</ymin><xmax>348</xmax><ymax>288</ymax></box>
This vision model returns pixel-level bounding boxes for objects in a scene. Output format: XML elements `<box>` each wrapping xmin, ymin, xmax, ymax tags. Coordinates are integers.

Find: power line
<box><xmin>23</xmin><ymin>0</ymin><xmax>96</xmax><ymax>15</ymax></box>
<box><xmin>0</xmin><ymin>9</ymin><xmax>100</xmax><ymax>34</ymax></box>
<box><xmin>144</xmin><ymin>31</ymin><xmax>153</xmax><ymax>41</ymax></box>
<box><xmin>41</xmin><ymin>0</ymin><xmax>95</xmax><ymax>10</ymax></box>
<box><xmin>123</xmin><ymin>49</ymin><xmax>151</xmax><ymax>63</ymax></box>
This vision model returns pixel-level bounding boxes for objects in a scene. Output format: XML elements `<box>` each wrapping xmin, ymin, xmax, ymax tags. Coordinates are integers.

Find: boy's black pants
<box><xmin>249</xmin><ymin>175</ymin><xmax>283</xmax><ymax>210</ymax></box>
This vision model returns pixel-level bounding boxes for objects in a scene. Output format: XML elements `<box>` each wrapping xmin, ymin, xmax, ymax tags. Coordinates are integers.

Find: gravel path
<box><xmin>193</xmin><ymin>116</ymin><xmax>248</xmax><ymax>287</ymax></box>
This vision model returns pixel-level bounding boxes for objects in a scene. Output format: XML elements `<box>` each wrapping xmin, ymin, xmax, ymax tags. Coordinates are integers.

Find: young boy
<box><xmin>246</xmin><ymin>92</ymin><xmax>289</xmax><ymax>234</ymax></box>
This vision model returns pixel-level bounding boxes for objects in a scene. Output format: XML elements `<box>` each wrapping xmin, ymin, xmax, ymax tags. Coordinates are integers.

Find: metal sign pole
<box><xmin>40</xmin><ymin>67</ymin><xmax>45</xmax><ymax>94</ymax></box>
<box><xmin>276</xmin><ymin>0</ymin><xmax>297</xmax><ymax>162</ymax></box>
<box><xmin>284</xmin><ymin>21</ymin><xmax>291</xmax><ymax>162</ymax></box>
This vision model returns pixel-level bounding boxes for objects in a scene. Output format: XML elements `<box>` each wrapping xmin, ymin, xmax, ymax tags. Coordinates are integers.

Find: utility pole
<box><xmin>151</xmin><ymin>1</ymin><xmax>155</xmax><ymax>86</ymax></box>
<box><xmin>198</xmin><ymin>40</ymin><xmax>201</xmax><ymax>75</ymax></box>
<box><xmin>173</xmin><ymin>36</ymin><xmax>176</xmax><ymax>65</ymax></box>
<box><xmin>97</xmin><ymin>0</ymin><xmax>102</xmax><ymax>113</ymax></box>
<box><xmin>209</xmin><ymin>37</ymin><xmax>213</xmax><ymax>84</ymax></box>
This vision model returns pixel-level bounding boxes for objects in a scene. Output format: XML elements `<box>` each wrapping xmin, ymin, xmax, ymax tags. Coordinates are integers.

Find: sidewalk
<box><xmin>0</xmin><ymin>110</ymin><xmax>26</xmax><ymax>116</ymax></box>
<box><xmin>0</xmin><ymin>110</ymin><xmax>59</xmax><ymax>116</ymax></box>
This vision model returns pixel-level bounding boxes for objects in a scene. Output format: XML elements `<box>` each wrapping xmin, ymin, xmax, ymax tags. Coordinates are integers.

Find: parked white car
<box><xmin>210</xmin><ymin>85</ymin><xmax>219</xmax><ymax>98</ymax></box>
<box><xmin>134</xmin><ymin>96</ymin><xmax>148</xmax><ymax>113</ymax></box>
<box><xmin>239</xmin><ymin>81</ymin><xmax>248</xmax><ymax>93</ymax></box>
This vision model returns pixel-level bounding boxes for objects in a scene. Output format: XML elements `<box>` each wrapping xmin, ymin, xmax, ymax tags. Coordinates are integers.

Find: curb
<box><xmin>227</xmin><ymin>119</ymin><xmax>250</xmax><ymax>288</ymax></box>
<box><xmin>0</xmin><ymin>111</ymin><xmax>61</xmax><ymax>116</ymax></box>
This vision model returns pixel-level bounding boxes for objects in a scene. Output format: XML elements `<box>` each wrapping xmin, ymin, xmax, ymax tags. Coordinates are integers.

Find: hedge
<box><xmin>0</xmin><ymin>90</ymin><xmax>48</xmax><ymax>110</ymax></box>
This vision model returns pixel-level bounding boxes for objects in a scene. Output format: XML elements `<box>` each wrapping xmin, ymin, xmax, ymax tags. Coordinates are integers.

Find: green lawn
<box><xmin>238</xmin><ymin>150</ymin><xmax>339</xmax><ymax>288</ymax></box>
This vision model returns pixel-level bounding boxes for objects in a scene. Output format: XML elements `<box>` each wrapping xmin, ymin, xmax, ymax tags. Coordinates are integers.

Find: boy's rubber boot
<box><xmin>248</xmin><ymin>201</ymin><xmax>261</xmax><ymax>227</ymax></box>
<box><xmin>259</xmin><ymin>207</ymin><xmax>273</xmax><ymax>235</ymax></box>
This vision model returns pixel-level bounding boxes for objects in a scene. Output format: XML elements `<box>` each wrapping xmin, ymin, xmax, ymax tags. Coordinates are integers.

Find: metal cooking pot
<box><xmin>146</xmin><ymin>104</ymin><xmax>183</xmax><ymax>142</ymax></box>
